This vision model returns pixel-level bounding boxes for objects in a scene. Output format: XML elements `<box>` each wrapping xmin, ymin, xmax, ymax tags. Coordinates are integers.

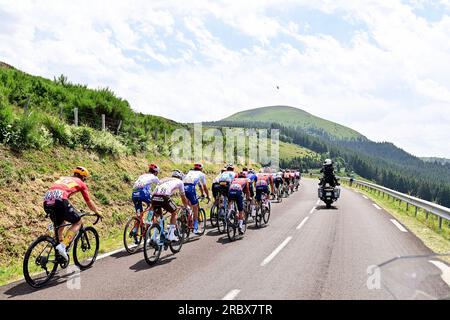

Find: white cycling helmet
<box><xmin>324</xmin><ymin>159</ymin><xmax>333</xmax><ymax>166</ymax></box>
<box><xmin>172</xmin><ymin>169</ymin><xmax>184</xmax><ymax>180</ymax></box>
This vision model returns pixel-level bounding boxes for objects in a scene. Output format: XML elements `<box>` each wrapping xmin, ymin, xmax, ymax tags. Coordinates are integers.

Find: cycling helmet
<box><xmin>324</xmin><ymin>159</ymin><xmax>333</xmax><ymax>166</ymax></box>
<box><xmin>73</xmin><ymin>166</ymin><xmax>90</xmax><ymax>179</ymax></box>
<box><xmin>242</xmin><ymin>167</ymin><xmax>248</xmax><ymax>172</ymax></box>
<box><xmin>248</xmin><ymin>169</ymin><xmax>255</xmax><ymax>174</ymax></box>
<box><xmin>172</xmin><ymin>169</ymin><xmax>184</xmax><ymax>180</ymax></box>
<box><xmin>238</xmin><ymin>171</ymin><xmax>247</xmax><ymax>178</ymax></box>
<box><xmin>148</xmin><ymin>163</ymin><xmax>160</xmax><ymax>175</ymax></box>
<box><xmin>263</xmin><ymin>167</ymin><xmax>272</xmax><ymax>174</ymax></box>
<box><xmin>226</xmin><ymin>163</ymin><xmax>234</xmax><ymax>171</ymax></box>
<box><xmin>194</xmin><ymin>163</ymin><xmax>203</xmax><ymax>171</ymax></box>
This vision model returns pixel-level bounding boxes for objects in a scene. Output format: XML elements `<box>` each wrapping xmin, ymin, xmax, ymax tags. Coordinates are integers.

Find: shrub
<box><xmin>43</xmin><ymin>116</ymin><xmax>72</xmax><ymax>145</ymax></box>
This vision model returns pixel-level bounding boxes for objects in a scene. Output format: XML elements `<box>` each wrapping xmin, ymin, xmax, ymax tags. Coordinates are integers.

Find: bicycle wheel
<box><xmin>255</xmin><ymin>205</ymin><xmax>263</xmax><ymax>228</ymax></box>
<box><xmin>210</xmin><ymin>204</ymin><xmax>218</xmax><ymax>228</ymax></box>
<box><xmin>227</xmin><ymin>210</ymin><xmax>237</xmax><ymax>242</ymax></box>
<box><xmin>123</xmin><ymin>216</ymin><xmax>144</xmax><ymax>254</ymax></box>
<box><xmin>169</xmin><ymin>223</ymin><xmax>184</xmax><ymax>254</ymax></box>
<box><xmin>178</xmin><ymin>209</ymin><xmax>190</xmax><ymax>240</ymax></box>
<box><xmin>217</xmin><ymin>206</ymin><xmax>227</xmax><ymax>234</ymax></box>
<box><xmin>263</xmin><ymin>204</ymin><xmax>271</xmax><ymax>225</ymax></box>
<box><xmin>144</xmin><ymin>224</ymin><xmax>162</xmax><ymax>265</ymax></box>
<box><xmin>23</xmin><ymin>236</ymin><xmax>59</xmax><ymax>288</ymax></box>
<box><xmin>73</xmin><ymin>226</ymin><xmax>99</xmax><ymax>269</ymax></box>
<box><xmin>197</xmin><ymin>208</ymin><xmax>207</xmax><ymax>236</ymax></box>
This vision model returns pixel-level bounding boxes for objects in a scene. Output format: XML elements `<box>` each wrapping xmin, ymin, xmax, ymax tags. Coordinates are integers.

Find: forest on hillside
<box><xmin>209</xmin><ymin>120</ymin><xmax>450</xmax><ymax>207</ymax></box>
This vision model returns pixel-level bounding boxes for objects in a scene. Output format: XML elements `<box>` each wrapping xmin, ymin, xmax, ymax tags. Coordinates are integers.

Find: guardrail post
<box><xmin>102</xmin><ymin>114</ymin><xmax>106</xmax><ymax>131</ymax></box>
<box><xmin>74</xmin><ymin>108</ymin><xmax>78</xmax><ymax>126</ymax></box>
<box><xmin>426</xmin><ymin>211</ymin><xmax>429</xmax><ymax>221</ymax></box>
<box><xmin>406</xmin><ymin>203</ymin><xmax>409</xmax><ymax>211</ymax></box>
<box><xmin>415</xmin><ymin>206</ymin><xmax>418</xmax><ymax>217</ymax></box>
<box><xmin>439</xmin><ymin>217</ymin><xmax>443</xmax><ymax>230</ymax></box>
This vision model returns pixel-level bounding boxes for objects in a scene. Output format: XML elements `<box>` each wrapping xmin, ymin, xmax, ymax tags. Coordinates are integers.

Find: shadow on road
<box><xmin>2</xmin><ymin>268</ymin><xmax>80</xmax><ymax>299</ymax></box>
<box><xmin>129</xmin><ymin>254</ymin><xmax>177</xmax><ymax>272</ymax></box>
<box><xmin>315</xmin><ymin>205</ymin><xmax>339</xmax><ymax>211</ymax></box>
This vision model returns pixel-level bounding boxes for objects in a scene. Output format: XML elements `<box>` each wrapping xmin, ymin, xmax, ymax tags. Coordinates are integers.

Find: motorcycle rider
<box><xmin>319</xmin><ymin>159</ymin><xmax>340</xmax><ymax>187</ymax></box>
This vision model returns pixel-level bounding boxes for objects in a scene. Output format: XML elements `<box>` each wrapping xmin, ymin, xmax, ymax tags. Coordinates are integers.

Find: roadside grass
<box><xmin>343</xmin><ymin>181</ymin><xmax>450</xmax><ymax>256</ymax></box>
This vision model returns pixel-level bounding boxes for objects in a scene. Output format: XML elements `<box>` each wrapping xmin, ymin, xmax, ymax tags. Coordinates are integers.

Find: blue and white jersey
<box><xmin>218</xmin><ymin>171</ymin><xmax>237</xmax><ymax>183</ymax></box>
<box><xmin>183</xmin><ymin>170</ymin><xmax>207</xmax><ymax>187</ymax></box>
<box><xmin>247</xmin><ymin>172</ymin><xmax>257</xmax><ymax>185</ymax></box>
<box><xmin>133</xmin><ymin>174</ymin><xmax>159</xmax><ymax>193</ymax></box>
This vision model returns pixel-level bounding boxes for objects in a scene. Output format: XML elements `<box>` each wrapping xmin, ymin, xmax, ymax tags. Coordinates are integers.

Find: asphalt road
<box><xmin>1</xmin><ymin>178</ymin><xmax>449</xmax><ymax>300</ymax></box>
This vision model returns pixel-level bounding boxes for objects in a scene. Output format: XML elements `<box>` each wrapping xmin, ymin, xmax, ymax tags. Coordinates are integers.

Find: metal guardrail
<box><xmin>309</xmin><ymin>173</ymin><xmax>450</xmax><ymax>229</ymax></box>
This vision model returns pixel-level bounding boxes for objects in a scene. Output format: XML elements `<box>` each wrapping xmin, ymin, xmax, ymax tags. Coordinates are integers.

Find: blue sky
<box><xmin>1</xmin><ymin>0</ymin><xmax>450</xmax><ymax>158</ymax></box>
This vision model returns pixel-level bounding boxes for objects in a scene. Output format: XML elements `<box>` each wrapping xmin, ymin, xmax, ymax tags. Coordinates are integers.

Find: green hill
<box><xmin>223</xmin><ymin>106</ymin><xmax>365</xmax><ymax>141</ymax></box>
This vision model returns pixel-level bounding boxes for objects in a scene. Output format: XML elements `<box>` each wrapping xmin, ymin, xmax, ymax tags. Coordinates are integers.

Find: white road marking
<box><xmin>373</xmin><ymin>204</ymin><xmax>382</xmax><ymax>210</ymax></box>
<box><xmin>97</xmin><ymin>247</ymin><xmax>128</xmax><ymax>261</ymax></box>
<box><xmin>309</xmin><ymin>207</ymin><xmax>316</xmax><ymax>214</ymax></box>
<box><xmin>316</xmin><ymin>200</ymin><xmax>321</xmax><ymax>205</ymax></box>
<box><xmin>390</xmin><ymin>219</ymin><xmax>408</xmax><ymax>233</ymax></box>
<box><xmin>429</xmin><ymin>261</ymin><xmax>450</xmax><ymax>287</ymax></box>
<box><xmin>223</xmin><ymin>289</ymin><xmax>241</xmax><ymax>300</ymax></box>
<box><xmin>362</xmin><ymin>195</ymin><xmax>369</xmax><ymax>200</ymax></box>
<box><xmin>297</xmin><ymin>217</ymin><xmax>310</xmax><ymax>230</ymax></box>
<box><xmin>261</xmin><ymin>237</ymin><xmax>293</xmax><ymax>267</ymax></box>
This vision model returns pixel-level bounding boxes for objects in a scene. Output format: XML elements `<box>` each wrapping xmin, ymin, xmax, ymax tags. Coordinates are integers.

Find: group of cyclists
<box><xmin>42</xmin><ymin>163</ymin><xmax>302</xmax><ymax>263</ymax></box>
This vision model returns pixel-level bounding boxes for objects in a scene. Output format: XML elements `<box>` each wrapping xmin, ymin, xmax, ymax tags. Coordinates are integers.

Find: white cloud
<box><xmin>0</xmin><ymin>0</ymin><xmax>449</xmax><ymax>157</ymax></box>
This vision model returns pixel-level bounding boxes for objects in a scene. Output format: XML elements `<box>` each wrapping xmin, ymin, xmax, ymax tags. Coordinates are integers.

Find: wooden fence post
<box><xmin>74</xmin><ymin>108</ymin><xmax>78</xmax><ymax>126</ymax></box>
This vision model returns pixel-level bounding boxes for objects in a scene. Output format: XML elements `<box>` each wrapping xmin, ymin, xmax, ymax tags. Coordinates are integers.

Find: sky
<box><xmin>1</xmin><ymin>0</ymin><xmax>450</xmax><ymax>158</ymax></box>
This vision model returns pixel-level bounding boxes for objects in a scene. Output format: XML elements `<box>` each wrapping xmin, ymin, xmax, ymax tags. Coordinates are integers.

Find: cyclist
<box><xmin>211</xmin><ymin>169</ymin><xmax>225</xmax><ymax>203</ymax></box>
<box><xmin>218</xmin><ymin>164</ymin><xmax>237</xmax><ymax>199</ymax></box>
<box><xmin>283</xmin><ymin>169</ymin><xmax>291</xmax><ymax>194</ymax></box>
<box><xmin>274</xmin><ymin>170</ymin><xmax>284</xmax><ymax>195</ymax></box>
<box><xmin>256</xmin><ymin>167</ymin><xmax>275</xmax><ymax>205</ymax></box>
<box><xmin>289</xmin><ymin>170</ymin><xmax>296</xmax><ymax>193</ymax></box>
<box><xmin>229</xmin><ymin>172</ymin><xmax>251</xmax><ymax>235</ymax></box>
<box><xmin>130</xmin><ymin>163</ymin><xmax>160</xmax><ymax>243</ymax></box>
<box><xmin>151</xmin><ymin>170</ymin><xmax>190</xmax><ymax>242</ymax></box>
<box><xmin>183</xmin><ymin>163</ymin><xmax>210</xmax><ymax>234</ymax></box>
<box><xmin>43</xmin><ymin>167</ymin><xmax>102</xmax><ymax>261</ymax></box>
<box><xmin>294</xmin><ymin>170</ymin><xmax>301</xmax><ymax>190</ymax></box>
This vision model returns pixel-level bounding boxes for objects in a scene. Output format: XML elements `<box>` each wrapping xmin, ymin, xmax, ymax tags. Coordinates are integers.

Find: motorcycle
<box><xmin>318</xmin><ymin>182</ymin><xmax>340</xmax><ymax>209</ymax></box>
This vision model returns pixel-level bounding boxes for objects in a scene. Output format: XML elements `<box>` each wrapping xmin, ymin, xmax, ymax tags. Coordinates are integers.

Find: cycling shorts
<box><xmin>184</xmin><ymin>183</ymin><xmax>199</xmax><ymax>206</ymax></box>
<box><xmin>151</xmin><ymin>195</ymin><xmax>178</xmax><ymax>214</ymax></box>
<box><xmin>256</xmin><ymin>185</ymin><xmax>270</xmax><ymax>202</ymax></box>
<box><xmin>212</xmin><ymin>182</ymin><xmax>221</xmax><ymax>199</ymax></box>
<box><xmin>132</xmin><ymin>189</ymin><xmax>152</xmax><ymax>213</ymax></box>
<box><xmin>228</xmin><ymin>189</ymin><xmax>244</xmax><ymax>212</ymax></box>
<box><xmin>44</xmin><ymin>199</ymin><xmax>81</xmax><ymax>227</ymax></box>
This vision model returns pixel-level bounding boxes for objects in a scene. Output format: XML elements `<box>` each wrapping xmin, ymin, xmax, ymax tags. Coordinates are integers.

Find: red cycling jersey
<box><xmin>256</xmin><ymin>173</ymin><xmax>273</xmax><ymax>186</ymax></box>
<box><xmin>230</xmin><ymin>178</ymin><xmax>249</xmax><ymax>192</ymax></box>
<box><xmin>44</xmin><ymin>176</ymin><xmax>92</xmax><ymax>205</ymax></box>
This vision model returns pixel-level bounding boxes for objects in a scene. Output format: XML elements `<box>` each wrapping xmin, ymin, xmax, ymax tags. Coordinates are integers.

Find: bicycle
<box><xmin>143</xmin><ymin>208</ymin><xmax>184</xmax><ymax>266</ymax></box>
<box><xmin>179</xmin><ymin>196</ymin><xmax>209</xmax><ymax>238</ymax></box>
<box><xmin>275</xmin><ymin>185</ymin><xmax>283</xmax><ymax>203</ymax></box>
<box><xmin>216</xmin><ymin>191</ymin><xmax>230</xmax><ymax>234</ymax></box>
<box><xmin>254</xmin><ymin>193</ymin><xmax>271</xmax><ymax>228</ymax></box>
<box><xmin>23</xmin><ymin>211</ymin><xmax>100</xmax><ymax>288</ymax></box>
<box><xmin>226</xmin><ymin>200</ymin><xmax>248</xmax><ymax>242</ymax></box>
<box><xmin>123</xmin><ymin>205</ymin><xmax>153</xmax><ymax>254</ymax></box>
<box><xmin>209</xmin><ymin>198</ymin><xmax>219</xmax><ymax>228</ymax></box>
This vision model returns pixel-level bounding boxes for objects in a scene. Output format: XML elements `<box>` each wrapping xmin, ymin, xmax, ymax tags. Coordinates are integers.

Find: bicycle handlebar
<box><xmin>80</xmin><ymin>211</ymin><xmax>101</xmax><ymax>225</ymax></box>
<box><xmin>198</xmin><ymin>196</ymin><xmax>211</xmax><ymax>204</ymax></box>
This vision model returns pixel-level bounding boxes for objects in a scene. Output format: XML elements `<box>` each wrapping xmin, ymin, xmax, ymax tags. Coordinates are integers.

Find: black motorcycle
<box><xmin>318</xmin><ymin>183</ymin><xmax>341</xmax><ymax>209</ymax></box>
